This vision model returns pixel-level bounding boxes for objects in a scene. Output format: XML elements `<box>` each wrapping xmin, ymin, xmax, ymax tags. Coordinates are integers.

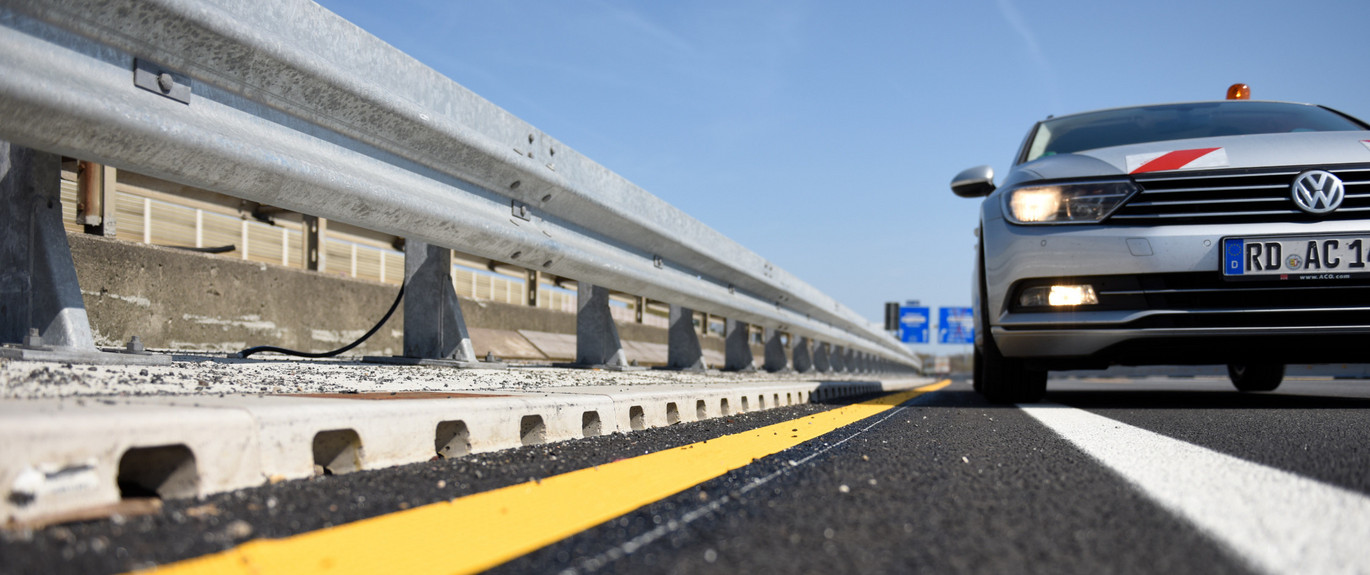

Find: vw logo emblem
<box><xmin>1291</xmin><ymin>170</ymin><xmax>1345</xmax><ymax>214</ymax></box>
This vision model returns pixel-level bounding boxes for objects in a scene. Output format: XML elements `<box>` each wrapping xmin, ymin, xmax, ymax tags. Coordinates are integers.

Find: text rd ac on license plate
<box><xmin>1223</xmin><ymin>236</ymin><xmax>1370</xmax><ymax>280</ymax></box>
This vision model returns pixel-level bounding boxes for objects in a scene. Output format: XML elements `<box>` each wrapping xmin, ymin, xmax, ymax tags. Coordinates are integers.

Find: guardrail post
<box><xmin>813</xmin><ymin>342</ymin><xmax>832</xmax><ymax>373</ymax></box>
<box><xmin>763</xmin><ymin>328</ymin><xmax>789</xmax><ymax>372</ymax></box>
<box><xmin>573</xmin><ymin>282</ymin><xmax>632</xmax><ymax>369</ymax></box>
<box><xmin>793</xmin><ymin>336</ymin><xmax>814</xmax><ymax>373</ymax></box>
<box><xmin>0</xmin><ymin>141</ymin><xmax>165</xmax><ymax>365</ymax></box>
<box><xmin>381</xmin><ymin>239</ymin><xmax>494</xmax><ymax>367</ymax></box>
<box><xmin>831</xmin><ymin>345</ymin><xmax>847</xmax><ymax>373</ymax></box>
<box><xmin>663</xmin><ymin>304</ymin><xmax>706</xmax><ymax>371</ymax></box>
<box><xmin>634</xmin><ymin>296</ymin><xmax>645</xmax><ymax>323</ymax></box>
<box><xmin>1</xmin><ymin>142</ymin><xmax>92</xmax><ymax>349</ymax></box>
<box><xmin>724</xmin><ymin>318</ymin><xmax>755</xmax><ymax>372</ymax></box>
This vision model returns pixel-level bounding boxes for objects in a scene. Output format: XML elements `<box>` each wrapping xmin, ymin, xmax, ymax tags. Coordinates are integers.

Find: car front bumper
<box><xmin>982</xmin><ymin>216</ymin><xmax>1370</xmax><ymax>365</ymax></box>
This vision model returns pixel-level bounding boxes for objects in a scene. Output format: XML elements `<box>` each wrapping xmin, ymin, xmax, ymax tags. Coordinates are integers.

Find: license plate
<box><xmin>1223</xmin><ymin>235</ymin><xmax>1370</xmax><ymax>280</ymax></box>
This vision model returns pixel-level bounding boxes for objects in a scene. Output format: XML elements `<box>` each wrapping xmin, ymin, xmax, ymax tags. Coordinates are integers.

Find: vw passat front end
<box><xmin>954</xmin><ymin>94</ymin><xmax>1370</xmax><ymax>402</ymax></box>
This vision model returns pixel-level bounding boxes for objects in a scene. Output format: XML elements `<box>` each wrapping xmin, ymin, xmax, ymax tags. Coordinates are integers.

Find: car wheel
<box><xmin>978</xmin><ymin>331</ymin><xmax>1047</xmax><ymax>403</ymax></box>
<box><xmin>972</xmin><ymin>347</ymin><xmax>984</xmax><ymax>393</ymax></box>
<box><xmin>974</xmin><ymin>242</ymin><xmax>1046</xmax><ymax>404</ymax></box>
<box><xmin>1227</xmin><ymin>363</ymin><xmax>1284</xmax><ymax>392</ymax></box>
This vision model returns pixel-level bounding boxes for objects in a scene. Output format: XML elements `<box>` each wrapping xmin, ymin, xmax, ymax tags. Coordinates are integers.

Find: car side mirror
<box><xmin>951</xmin><ymin>165</ymin><xmax>996</xmax><ymax>198</ymax></box>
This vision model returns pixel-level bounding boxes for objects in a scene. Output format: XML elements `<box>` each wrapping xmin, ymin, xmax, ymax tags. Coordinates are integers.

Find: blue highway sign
<box><xmin>899</xmin><ymin>306</ymin><xmax>930</xmax><ymax>344</ymax></box>
<box><xmin>938</xmin><ymin>306</ymin><xmax>975</xmax><ymax>344</ymax></box>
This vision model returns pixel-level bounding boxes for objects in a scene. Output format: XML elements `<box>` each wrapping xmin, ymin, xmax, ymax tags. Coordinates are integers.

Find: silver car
<box><xmin>953</xmin><ymin>92</ymin><xmax>1370</xmax><ymax>402</ymax></box>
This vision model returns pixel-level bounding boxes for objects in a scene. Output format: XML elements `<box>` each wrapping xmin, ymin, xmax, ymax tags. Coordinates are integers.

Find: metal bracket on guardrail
<box><xmin>763</xmin><ymin>328</ymin><xmax>789</xmax><ymax>373</ymax></box>
<box><xmin>132</xmin><ymin>59</ymin><xmax>191</xmax><ymax>105</ymax></box>
<box><xmin>661</xmin><ymin>304</ymin><xmax>706</xmax><ymax>371</ymax></box>
<box><xmin>0</xmin><ymin>141</ymin><xmax>168</xmax><ymax>365</ymax></box>
<box><xmin>364</xmin><ymin>240</ymin><xmax>505</xmax><ymax>369</ymax></box>
<box><xmin>793</xmin><ymin>336</ymin><xmax>814</xmax><ymax>373</ymax></box>
<box><xmin>723</xmin><ymin>318</ymin><xmax>755</xmax><ymax>372</ymax></box>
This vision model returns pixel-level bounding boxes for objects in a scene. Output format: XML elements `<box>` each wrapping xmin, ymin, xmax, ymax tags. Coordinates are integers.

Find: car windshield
<box><xmin>1022</xmin><ymin>101</ymin><xmax>1367</xmax><ymax>162</ymax></box>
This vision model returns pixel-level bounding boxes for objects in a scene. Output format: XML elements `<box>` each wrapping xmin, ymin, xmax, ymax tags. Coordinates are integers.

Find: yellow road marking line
<box><xmin>142</xmin><ymin>381</ymin><xmax>950</xmax><ymax>575</ymax></box>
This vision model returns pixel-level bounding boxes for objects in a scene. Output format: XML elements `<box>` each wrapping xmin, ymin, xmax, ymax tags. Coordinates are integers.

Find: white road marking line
<box><xmin>1020</xmin><ymin>403</ymin><xmax>1370</xmax><ymax>575</ymax></box>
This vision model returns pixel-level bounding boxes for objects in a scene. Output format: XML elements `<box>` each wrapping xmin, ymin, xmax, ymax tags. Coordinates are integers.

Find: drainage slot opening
<box><xmin>629</xmin><ymin>406</ymin><xmax>646</xmax><ymax>430</ymax></box>
<box><xmin>774</xmin><ymin>393</ymin><xmax>780</xmax><ymax>407</ymax></box>
<box><xmin>313</xmin><ymin>429</ymin><xmax>363</xmax><ymax>476</ymax></box>
<box><xmin>117</xmin><ymin>444</ymin><xmax>199</xmax><ymax>500</ymax></box>
<box><xmin>582</xmin><ymin>411</ymin><xmax>602</xmax><ymax>437</ymax></box>
<box><xmin>720</xmin><ymin>398</ymin><xmax>731</xmax><ymax>415</ymax></box>
<box><xmin>786</xmin><ymin>393</ymin><xmax>793</xmax><ymax>405</ymax></box>
<box><xmin>741</xmin><ymin>396</ymin><xmax>750</xmax><ymax>412</ymax></box>
<box><xmin>521</xmin><ymin>415</ymin><xmax>547</xmax><ymax>445</ymax></box>
<box><xmin>696</xmin><ymin>400</ymin><xmax>707</xmax><ymax>420</ymax></box>
<box><xmin>435</xmin><ymin>420</ymin><xmax>470</xmax><ymax>459</ymax></box>
<box><xmin>666</xmin><ymin>402</ymin><xmax>680</xmax><ymax>425</ymax></box>
<box><xmin>758</xmin><ymin>395</ymin><xmax>766</xmax><ymax>409</ymax></box>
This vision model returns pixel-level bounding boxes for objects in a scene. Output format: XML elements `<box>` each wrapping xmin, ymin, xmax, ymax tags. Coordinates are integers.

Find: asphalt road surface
<box><xmin>5</xmin><ymin>375</ymin><xmax>1370</xmax><ymax>574</ymax></box>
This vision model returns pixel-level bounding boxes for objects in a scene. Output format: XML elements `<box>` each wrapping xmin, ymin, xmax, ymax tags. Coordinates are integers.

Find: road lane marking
<box><xmin>1020</xmin><ymin>403</ymin><xmax>1370</xmax><ymax>575</ymax></box>
<box><xmin>139</xmin><ymin>381</ymin><xmax>950</xmax><ymax>575</ymax></box>
<box><xmin>565</xmin><ymin>386</ymin><xmax>945</xmax><ymax>573</ymax></box>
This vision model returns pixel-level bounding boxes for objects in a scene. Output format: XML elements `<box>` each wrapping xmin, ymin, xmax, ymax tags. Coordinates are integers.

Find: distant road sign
<box><xmin>899</xmin><ymin>307</ymin><xmax>930</xmax><ymax>344</ymax></box>
<box><xmin>938</xmin><ymin>307</ymin><xmax>975</xmax><ymax>344</ymax></box>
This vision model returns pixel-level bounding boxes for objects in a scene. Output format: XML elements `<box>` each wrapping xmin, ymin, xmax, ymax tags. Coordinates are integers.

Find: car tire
<box><xmin>973</xmin><ymin>242</ymin><xmax>1046</xmax><ymax>403</ymax></box>
<box><xmin>1228</xmin><ymin>363</ymin><xmax>1284</xmax><ymax>392</ymax></box>
<box><xmin>977</xmin><ymin>330</ymin><xmax>1047</xmax><ymax>403</ymax></box>
<box><xmin>972</xmin><ymin>347</ymin><xmax>984</xmax><ymax>393</ymax></box>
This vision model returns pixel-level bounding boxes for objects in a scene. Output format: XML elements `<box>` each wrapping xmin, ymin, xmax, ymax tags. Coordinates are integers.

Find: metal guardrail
<box><xmin>0</xmin><ymin>0</ymin><xmax>919</xmax><ymax>370</ymax></box>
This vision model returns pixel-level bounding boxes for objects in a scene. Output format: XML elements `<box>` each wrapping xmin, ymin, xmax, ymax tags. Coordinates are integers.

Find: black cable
<box><xmin>235</xmin><ymin>281</ymin><xmax>405</xmax><ymax>359</ymax></box>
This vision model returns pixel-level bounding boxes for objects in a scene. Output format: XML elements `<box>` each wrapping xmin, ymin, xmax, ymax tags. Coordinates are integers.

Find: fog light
<box><xmin>1020</xmin><ymin>285</ymin><xmax>1099</xmax><ymax>307</ymax></box>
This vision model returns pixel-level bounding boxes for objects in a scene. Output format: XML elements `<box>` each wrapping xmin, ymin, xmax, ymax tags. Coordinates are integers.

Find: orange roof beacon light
<box><xmin>1227</xmin><ymin>83</ymin><xmax>1251</xmax><ymax>100</ymax></box>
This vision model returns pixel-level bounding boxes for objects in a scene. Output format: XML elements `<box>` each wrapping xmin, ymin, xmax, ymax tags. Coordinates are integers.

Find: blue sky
<box><xmin>316</xmin><ymin>0</ymin><xmax>1370</xmax><ymax>348</ymax></box>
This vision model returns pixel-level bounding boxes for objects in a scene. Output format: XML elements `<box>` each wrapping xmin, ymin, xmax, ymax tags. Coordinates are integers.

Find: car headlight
<box><xmin>1003</xmin><ymin>180</ymin><xmax>1138</xmax><ymax>224</ymax></box>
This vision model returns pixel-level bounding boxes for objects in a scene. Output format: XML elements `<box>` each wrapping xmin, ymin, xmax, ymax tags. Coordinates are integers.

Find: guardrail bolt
<box><xmin>157</xmin><ymin>72</ymin><xmax>174</xmax><ymax>93</ymax></box>
<box><xmin>126</xmin><ymin>335</ymin><xmax>146</xmax><ymax>353</ymax></box>
<box><xmin>23</xmin><ymin>328</ymin><xmax>43</xmax><ymax>348</ymax></box>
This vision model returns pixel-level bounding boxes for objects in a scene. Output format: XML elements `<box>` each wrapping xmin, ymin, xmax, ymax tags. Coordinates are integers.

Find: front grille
<box><xmin>1107</xmin><ymin>164</ymin><xmax>1370</xmax><ymax>225</ymax></box>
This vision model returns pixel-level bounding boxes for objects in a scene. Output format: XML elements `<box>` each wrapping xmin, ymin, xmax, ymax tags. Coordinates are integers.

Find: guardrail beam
<box><xmin>0</xmin><ymin>0</ymin><xmax>921</xmax><ymax>371</ymax></box>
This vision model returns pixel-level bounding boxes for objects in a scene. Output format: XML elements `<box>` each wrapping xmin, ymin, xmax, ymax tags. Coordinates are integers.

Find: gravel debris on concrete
<box><xmin>0</xmin><ymin>355</ymin><xmax>893</xmax><ymax>400</ymax></box>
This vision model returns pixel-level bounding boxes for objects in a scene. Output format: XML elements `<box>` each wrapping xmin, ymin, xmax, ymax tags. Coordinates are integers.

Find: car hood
<box><xmin>1005</xmin><ymin>131</ymin><xmax>1370</xmax><ymax>187</ymax></box>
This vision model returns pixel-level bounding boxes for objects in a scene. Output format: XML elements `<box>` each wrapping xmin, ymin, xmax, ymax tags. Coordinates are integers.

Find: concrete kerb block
<box><xmin>123</xmin><ymin>393</ymin><xmax>619</xmax><ymax>481</ymax></box>
<box><xmin>0</xmin><ymin>377</ymin><xmax>935</xmax><ymax>524</ymax></box>
<box><xmin>0</xmin><ymin>400</ymin><xmax>261</xmax><ymax>524</ymax></box>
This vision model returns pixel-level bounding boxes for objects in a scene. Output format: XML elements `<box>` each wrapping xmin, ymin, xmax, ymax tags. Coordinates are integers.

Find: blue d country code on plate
<box><xmin>1223</xmin><ymin>235</ymin><xmax>1370</xmax><ymax>280</ymax></box>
